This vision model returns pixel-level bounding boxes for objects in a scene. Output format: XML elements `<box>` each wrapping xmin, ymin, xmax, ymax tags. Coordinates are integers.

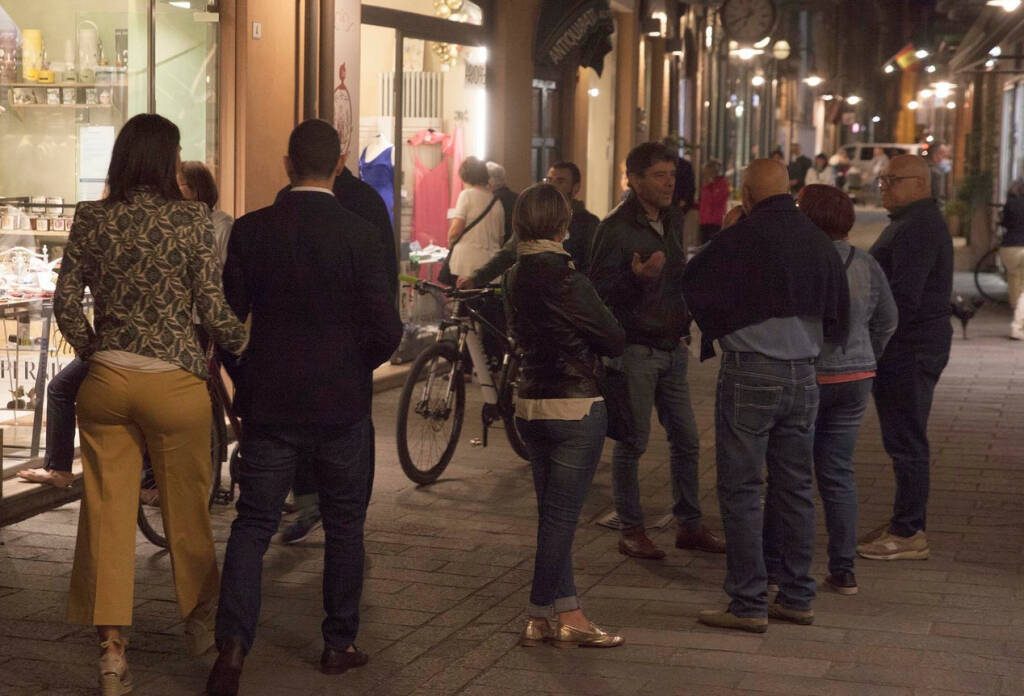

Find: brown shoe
<box><xmin>675</xmin><ymin>525</ymin><xmax>726</xmax><ymax>554</ymax></box>
<box><xmin>618</xmin><ymin>527</ymin><xmax>666</xmax><ymax>559</ymax></box>
<box><xmin>320</xmin><ymin>645</ymin><xmax>369</xmax><ymax>675</ymax></box>
<box><xmin>698</xmin><ymin>609</ymin><xmax>767</xmax><ymax>633</ymax></box>
<box><xmin>857</xmin><ymin>522</ymin><xmax>889</xmax><ymax>545</ymax></box>
<box><xmin>206</xmin><ymin>637</ymin><xmax>245</xmax><ymax>696</ymax></box>
<box><xmin>768</xmin><ymin>601</ymin><xmax>814</xmax><ymax>625</ymax></box>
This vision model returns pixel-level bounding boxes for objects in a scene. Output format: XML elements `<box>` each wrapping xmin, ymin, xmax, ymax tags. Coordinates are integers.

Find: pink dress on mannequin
<box><xmin>409</xmin><ymin>129</ymin><xmax>453</xmax><ymax>250</ymax></box>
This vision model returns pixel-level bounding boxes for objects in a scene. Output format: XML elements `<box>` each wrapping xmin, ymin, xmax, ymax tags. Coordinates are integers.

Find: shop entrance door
<box><xmin>531</xmin><ymin>79</ymin><xmax>561</xmax><ymax>183</ymax></box>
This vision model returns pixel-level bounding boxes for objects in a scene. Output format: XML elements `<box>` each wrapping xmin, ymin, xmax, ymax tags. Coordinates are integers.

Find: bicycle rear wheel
<box><xmin>974</xmin><ymin>247</ymin><xmax>1009</xmax><ymax>303</ymax></box>
<box><xmin>498</xmin><ymin>352</ymin><xmax>530</xmax><ymax>461</ymax></box>
<box><xmin>397</xmin><ymin>341</ymin><xmax>466</xmax><ymax>484</ymax></box>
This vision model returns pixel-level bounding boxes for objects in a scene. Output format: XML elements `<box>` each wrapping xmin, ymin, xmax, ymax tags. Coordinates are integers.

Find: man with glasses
<box><xmin>589</xmin><ymin>142</ymin><xmax>725</xmax><ymax>560</ymax></box>
<box><xmin>857</xmin><ymin>154</ymin><xmax>953</xmax><ymax>562</ymax></box>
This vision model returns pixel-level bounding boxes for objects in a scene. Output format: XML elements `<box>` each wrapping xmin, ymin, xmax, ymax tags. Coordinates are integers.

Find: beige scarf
<box><xmin>516</xmin><ymin>239</ymin><xmax>574</xmax><ymax>268</ymax></box>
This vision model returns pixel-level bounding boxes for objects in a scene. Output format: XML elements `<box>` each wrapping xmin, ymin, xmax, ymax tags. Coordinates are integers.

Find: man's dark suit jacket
<box><xmin>223</xmin><ymin>189</ymin><xmax>402</xmax><ymax>426</ymax></box>
<box><xmin>333</xmin><ymin>168</ymin><xmax>398</xmax><ymax>299</ymax></box>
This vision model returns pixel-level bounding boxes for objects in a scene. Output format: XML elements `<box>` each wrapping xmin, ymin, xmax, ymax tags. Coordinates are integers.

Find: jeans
<box><xmin>216</xmin><ymin>417</ymin><xmax>374</xmax><ymax>653</ymax></box>
<box><xmin>43</xmin><ymin>358</ymin><xmax>90</xmax><ymax>472</ymax></box>
<box><xmin>516</xmin><ymin>403</ymin><xmax>606</xmax><ymax>616</ymax></box>
<box><xmin>715</xmin><ymin>352</ymin><xmax>818</xmax><ymax>617</ymax></box>
<box><xmin>873</xmin><ymin>344</ymin><xmax>950</xmax><ymax>537</ymax></box>
<box><xmin>765</xmin><ymin>378</ymin><xmax>872</xmax><ymax>578</ymax></box>
<box><xmin>611</xmin><ymin>343</ymin><xmax>701</xmax><ymax>530</ymax></box>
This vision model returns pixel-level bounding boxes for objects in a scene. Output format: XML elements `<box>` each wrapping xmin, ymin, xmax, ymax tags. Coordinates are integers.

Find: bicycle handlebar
<box><xmin>398</xmin><ymin>273</ymin><xmax>502</xmax><ymax>299</ymax></box>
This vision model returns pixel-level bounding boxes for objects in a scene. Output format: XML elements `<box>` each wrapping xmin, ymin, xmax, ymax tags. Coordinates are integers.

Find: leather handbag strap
<box><xmin>843</xmin><ymin>245</ymin><xmax>856</xmax><ymax>270</ymax></box>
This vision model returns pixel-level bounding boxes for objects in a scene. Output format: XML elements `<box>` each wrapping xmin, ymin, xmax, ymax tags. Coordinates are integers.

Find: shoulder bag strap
<box><xmin>451</xmin><ymin>195</ymin><xmax>498</xmax><ymax>250</ymax></box>
<box><xmin>843</xmin><ymin>245</ymin><xmax>856</xmax><ymax>271</ymax></box>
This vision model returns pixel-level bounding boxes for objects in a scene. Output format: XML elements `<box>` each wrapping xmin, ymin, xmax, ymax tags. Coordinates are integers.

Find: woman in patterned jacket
<box><xmin>54</xmin><ymin>113</ymin><xmax>249</xmax><ymax>695</ymax></box>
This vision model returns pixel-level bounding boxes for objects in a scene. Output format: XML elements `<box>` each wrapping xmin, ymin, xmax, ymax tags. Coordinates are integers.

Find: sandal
<box><xmin>99</xmin><ymin>638</ymin><xmax>134</xmax><ymax>696</ymax></box>
<box><xmin>16</xmin><ymin>468</ymin><xmax>74</xmax><ymax>488</ymax></box>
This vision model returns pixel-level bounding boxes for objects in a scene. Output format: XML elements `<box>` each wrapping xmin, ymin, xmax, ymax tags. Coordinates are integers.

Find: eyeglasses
<box><xmin>878</xmin><ymin>174</ymin><xmax>923</xmax><ymax>186</ymax></box>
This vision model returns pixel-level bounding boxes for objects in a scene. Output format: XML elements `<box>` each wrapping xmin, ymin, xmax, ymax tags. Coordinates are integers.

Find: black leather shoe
<box><xmin>206</xmin><ymin>637</ymin><xmax>245</xmax><ymax>696</ymax></box>
<box><xmin>320</xmin><ymin>645</ymin><xmax>369</xmax><ymax>675</ymax></box>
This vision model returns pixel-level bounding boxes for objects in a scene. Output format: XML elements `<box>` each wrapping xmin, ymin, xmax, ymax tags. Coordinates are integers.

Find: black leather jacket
<box><xmin>503</xmin><ymin>251</ymin><xmax>625</xmax><ymax>400</ymax></box>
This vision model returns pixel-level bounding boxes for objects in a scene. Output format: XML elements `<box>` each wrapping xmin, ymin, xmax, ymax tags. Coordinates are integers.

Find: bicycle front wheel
<box><xmin>397</xmin><ymin>341</ymin><xmax>466</xmax><ymax>484</ymax></box>
<box><xmin>974</xmin><ymin>247</ymin><xmax>1009</xmax><ymax>303</ymax></box>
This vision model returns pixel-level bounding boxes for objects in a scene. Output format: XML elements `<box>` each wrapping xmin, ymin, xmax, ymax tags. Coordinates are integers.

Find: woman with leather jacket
<box><xmin>502</xmin><ymin>183</ymin><xmax>626</xmax><ymax>649</ymax></box>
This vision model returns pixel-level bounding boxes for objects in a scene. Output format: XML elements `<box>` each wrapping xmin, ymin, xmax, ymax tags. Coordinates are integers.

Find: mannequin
<box><xmin>363</xmin><ymin>132</ymin><xmax>394</xmax><ymax>165</ymax></box>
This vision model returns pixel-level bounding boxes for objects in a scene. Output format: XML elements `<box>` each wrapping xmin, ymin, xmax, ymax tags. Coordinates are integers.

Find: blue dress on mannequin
<box><xmin>359</xmin><ymin>145</ymin><xmax>395</xmax><ymax>222</ymax></box>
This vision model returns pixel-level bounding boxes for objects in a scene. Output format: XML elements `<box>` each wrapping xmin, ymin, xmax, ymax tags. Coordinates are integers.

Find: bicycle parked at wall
<box><xmin>974</xmin><ymin>205</ymin><xmax>1010</xmax><ymax>304</ymax></box>
<box><xmin>395</xmin><ymin>274</ymin><xmax>529</xmax><ymax>485</ymax></box>
<box><xmin>137</xmin><ymin>354</ymin><xmax>242</xmax><ymax>548</ymax></box>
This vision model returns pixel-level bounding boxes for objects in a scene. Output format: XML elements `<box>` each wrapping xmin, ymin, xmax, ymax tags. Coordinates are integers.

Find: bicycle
<box><xmin>974</xmin><ymin>206</ymin><xmax>1010</xmax><ymax>304</ymax></box>
<box><xmin>137</xmin><ymin>354</ymin><xmax>243</xmax><ymax>548</ymax></box>
<box><xmin>395</xmin><ymin>274</ymin><xmax>529</xmax><ymax>485</ymax></box>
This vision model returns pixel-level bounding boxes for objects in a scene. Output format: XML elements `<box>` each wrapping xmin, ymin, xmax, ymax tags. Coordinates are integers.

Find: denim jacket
<box><xmin>816</xmin><ymin>240</ymin><xmax>898</xmax><ymax>376</ymax></box>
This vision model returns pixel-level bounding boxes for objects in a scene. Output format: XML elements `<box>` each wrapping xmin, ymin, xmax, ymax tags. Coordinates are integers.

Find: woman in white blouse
<box><xmin>448</xmin><ymin>157</ymin><xmax>505</xmax><ymax>282</ymax></box>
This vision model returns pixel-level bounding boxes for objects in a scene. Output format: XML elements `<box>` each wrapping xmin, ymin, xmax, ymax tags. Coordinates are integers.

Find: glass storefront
<box><xmin>0</xmin><ymin>0</ymin><xmax>221</xmax><ymax>463</ymax></box>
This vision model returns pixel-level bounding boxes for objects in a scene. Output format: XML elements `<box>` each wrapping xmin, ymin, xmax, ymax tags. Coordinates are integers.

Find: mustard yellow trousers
<box><xmin>66</xmin><ymin>362</ymin><xmax>217</xmax><ymax>626</ymax></box>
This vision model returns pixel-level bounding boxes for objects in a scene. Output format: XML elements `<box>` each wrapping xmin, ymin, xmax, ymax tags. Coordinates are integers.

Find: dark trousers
<box><xmin>215</xmin><ymin>417</ymin><xmax>374</xmax><ymax>653</ymax></box>
<box><xmin>716</xmin><ymin>352</ymin><xmax>818</xmax><ymax>617</ymax></box>
<box><xmin>43</xmin><ymin>358</ymin><xmax>90</xmax><ymax>472</ymax></box>
<box><xmin>516</xmin><ymin>403</ymin><xmax>606</xmax><ymax>615</ymax></box>
<box><xmin>873</xmin><ymin>343</ymin><xmax>950</xmax><ymax>537</ymax></box>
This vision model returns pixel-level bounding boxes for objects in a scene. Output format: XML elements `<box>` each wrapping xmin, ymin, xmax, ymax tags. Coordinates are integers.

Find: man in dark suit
<box><xmin>207</xmin><ymin>120</ymin><xmax>402</xmax><ymax>696</ymax></box>
<box><xmin>278</xmin><ymin>156</ymin><xmax>398</xmax><ymax>545</ymax></box>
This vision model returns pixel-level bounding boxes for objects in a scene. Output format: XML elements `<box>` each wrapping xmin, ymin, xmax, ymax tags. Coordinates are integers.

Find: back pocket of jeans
<box><xmin>733</xmin><ymin>384</ymin><xmax>782</xmax><ymax>435</ymax></box>
<box><xmin>801</xmin><ymin>384</ymin><xmax>820</xmax><ymax>429</ymax></box>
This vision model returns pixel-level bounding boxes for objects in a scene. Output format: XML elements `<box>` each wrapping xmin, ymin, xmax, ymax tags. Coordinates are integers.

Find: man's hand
<box><xmin>456</xmin><ymin>276</ymin><xmax>475</xmax><ymax>290</ymax></box>
<box><xmin>631</xmin><ymin>250</ymin><xmax>666</xmax><ymax>280</ymax></box>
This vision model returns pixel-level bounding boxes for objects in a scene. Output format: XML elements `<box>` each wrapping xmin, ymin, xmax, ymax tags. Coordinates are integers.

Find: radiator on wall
<box><xmin>379</xmin><ymin>72</ymin><xmax>444</xmax><ymax>119</ymax></box>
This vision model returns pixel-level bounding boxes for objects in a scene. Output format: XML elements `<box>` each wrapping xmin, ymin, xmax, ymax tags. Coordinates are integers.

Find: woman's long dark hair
<box><xmin>105</xmin><ymin>114</ymin><xmax>183</xmax><ymax>204</ymax></box>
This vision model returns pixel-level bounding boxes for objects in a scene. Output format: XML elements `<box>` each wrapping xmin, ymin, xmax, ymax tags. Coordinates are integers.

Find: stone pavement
<box><xmin>3</xmin><ymin>239</ymin><xmax>1024</xmax><ymax>695</ymax></box>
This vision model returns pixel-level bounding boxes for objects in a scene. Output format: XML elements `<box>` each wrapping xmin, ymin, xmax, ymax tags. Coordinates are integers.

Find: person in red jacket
<box><xmin>698</xmin><ymin>160</ymin><xmax>730</xmax><ymax>244</ymax></box>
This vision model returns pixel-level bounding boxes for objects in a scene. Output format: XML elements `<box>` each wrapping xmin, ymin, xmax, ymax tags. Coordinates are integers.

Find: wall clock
<box><xmin>721</xmin><ymin>0</ymin><xmax>778</xmax><ymax>44</ymax></box>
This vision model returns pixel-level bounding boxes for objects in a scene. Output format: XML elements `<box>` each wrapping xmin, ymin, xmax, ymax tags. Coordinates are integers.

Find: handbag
<box><xmin>437</xmin><ymin>195</ymin><xmax>499</xmax><ymax>286</ymax></box>
<box><xmin>557</xmin><ymin>350</ymin><xmax>635</xmax><ymax>443</ymax></box>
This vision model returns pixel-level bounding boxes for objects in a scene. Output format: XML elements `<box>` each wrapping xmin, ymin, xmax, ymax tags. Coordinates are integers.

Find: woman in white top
<box><xmin>803</xmin><ymin>153</ymin><xmax>837</xmax><ymax>188</ymax></box>
<box><xmin>448</xmin><ymin>157</ymin><xmax>505</xmax><ymax>282</ymax></box>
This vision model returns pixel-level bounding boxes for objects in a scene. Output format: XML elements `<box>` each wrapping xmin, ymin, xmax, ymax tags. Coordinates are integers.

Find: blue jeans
<box><xmin>873</xmin><ymin>344</ymin><xmax>949</xmax><ymax>537</ymax></box>
<box><xmin>516</xmin><ymin>403</ymin><xmax>606</xmax><ymax>616</ymax></box>
<box><xmin>766</xmin><ymin>378</ymin><xmax>872</xmax><ymax>578</ymax></box>
<box><xmin>715</xmin><ymin>352</ymin><xmax>818</xmax><ymax>617</ymax></box>
<box><xmin>43</xmin><ymin>358</ymin><xmax>90</xmax><ymax>472</ymax></box>
<box><xmin>216</xmin><ymin>417</ymin><xmax>374</xmax><ymax>653</ymax></box>
<box><xmin>611</xmin><ymin>343</ymin><xmax>701</xmax><ymax>530</ymax></box>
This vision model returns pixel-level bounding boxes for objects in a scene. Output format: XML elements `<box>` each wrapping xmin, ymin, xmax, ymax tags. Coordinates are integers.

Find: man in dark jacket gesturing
<box><xmin>207</xmin><ymin>120</ymin><xmax>402</xmax><ymax>695</ymax></box>
<box><xmin>682</xmin><ymin>158</ymin><xmax>849</xmax><ymax>633</ymax></box>
<box><xmin>856</xmin><ymin>155</ymin><xmax>952</xmax><ymax>562</ymax></box>
<box><xmin>589</xmin><ymin>142</ymin><xmax>725</xmax><ymax>560</ymax></box>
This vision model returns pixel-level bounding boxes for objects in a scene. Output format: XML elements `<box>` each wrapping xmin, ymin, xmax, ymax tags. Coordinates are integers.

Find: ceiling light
<box><xmin>804</xmin><ymin>75</ymin><xmax>824</xmax><ymax>87</ymax></box>
<box><xmin>986</xmin><ymin>58</ymin><xmax>997</xmax><ymax>68</ymax></box>
<box><xmin>705</xmin><ymin>26</ymin><xmax>713</xmax><ymax>48</ymax></box>
<box><xmin>988</xmin><ymin>0</ymin><xmax>1022</xmax><ymax>11</ymax></box>
<box><xmin>908</xmin><ymin>100</ymin><xmax>920</xmax><ymax>110</ymax></box>
<box><xmin>752</xmin><ymin>75</ymin><xmax>766</xmax><ymax>86</ymax></box>
<box><xmin>169</xmin><ymin>0</ymin><xmax>191</xmax><ymax>7</ymax></box>
<box><xmin>588</xmin><ymin>87</ymin><xmax>600</xmax><ymax>98</ymax></box>
<box><xmin>822</xmin><ymin>94</ymin><xmax>835</xmax><ymax>101</ymax></box>
<box><xmin>773</xmin><ymin>40</ymin><xmax>791</xmax><ymax>60</ymax></box>
<box><xmin>926</xmin><ymin>135</ymin><xmax>935</xmax><ymax>142</ymax></box>
<box><xmin>754</xmin><ymin>36</ymin><xmax>771</xmax><ymax>49</ymax></box>
<box><xmin>731</xmin><ymin>47</ymin><xmax>764</xmax><ymax>60</ymax></box>
<box><xmin>920</xmin><ymin>88</ymin><xmax>934</xmax><ymax>98</ymax></box>
<box><xmin>872</xmin><ymin>115</ymin><xmax>881</xmax><ymax>123</ymax></box>
<box><xmin>846</xmin><ymin>95</ymin><xmax>862</xmax><ymax>105</ymax></box>
<box><xmin>884</xmin><ymin>64</ymin><xmax>896</xmax><ymax>74</ymax></box>
<box><xmin>990</xmin><ymin>46</ymin><xmax>1003</xmax><ymax>57</ymax></box>
<box><xmin>915</xmin><ymin>49</ymin><xmax>929</xmax><ymax>59</ymax></box>
<box><xmin>947</xmin><ymin>101</ymin><xmax>957</xmax><ymax>109</ymax></box>
<box><xmin>926</xmin><ymin>64</ymin><xmax>937</xmax><ymax>73</ymax></box>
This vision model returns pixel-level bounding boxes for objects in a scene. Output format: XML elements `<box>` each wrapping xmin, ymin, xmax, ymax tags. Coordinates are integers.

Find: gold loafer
<box><xmin>520</xmin><ymin>617</ymin><xmax>553</xmax><ymax>647</ymax></box>
<box><xmin>551</xmin><ymin>621</ymin><xmax>624</xmax><ymax>648</ymax></box>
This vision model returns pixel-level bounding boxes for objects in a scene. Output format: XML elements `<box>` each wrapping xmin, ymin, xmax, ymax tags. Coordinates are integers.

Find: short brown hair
<box><xmin>459</xmin><ymin>156</ymin><xmax>490</xmax><ymax>186</ymax></box>
<box><xmin>181</xmin><ymin>161</ymin><xmax>219</xmax><ymax>209</ymax></box>
<box><xmin>513</xmin><ymin>183</ymin><xmax>571</xmax><ymax>242</ymax></box>
<box><xmin>797</xmin><ymin>184</ymin><xmax>855</xmax><ymax>240</ymax></box>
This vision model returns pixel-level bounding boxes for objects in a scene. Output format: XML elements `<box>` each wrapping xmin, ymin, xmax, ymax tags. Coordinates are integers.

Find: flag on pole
<box><xmin>893</xmin><ymin>43</ymin><xmax>921</xmax><ymax>71</ymax></box>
